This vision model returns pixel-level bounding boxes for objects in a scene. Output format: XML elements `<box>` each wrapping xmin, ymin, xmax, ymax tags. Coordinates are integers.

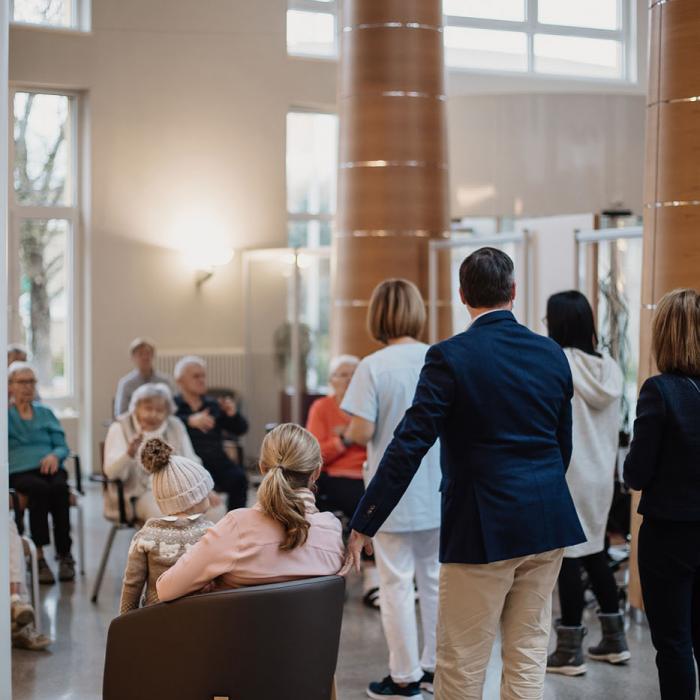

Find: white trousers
<box><xmin>434</xmin><ymin>548</ymin><xmax>564</xmax><ymax>700</ymax></box>
<box><xmin>9</xmin><ymin>518</ymin><xmax>27</xmax><ymax>594</ymax></box>
<box><xmin>373</xmin><ymin>528</ymin><xmax>441</xmax><ymax>684</ymax></box>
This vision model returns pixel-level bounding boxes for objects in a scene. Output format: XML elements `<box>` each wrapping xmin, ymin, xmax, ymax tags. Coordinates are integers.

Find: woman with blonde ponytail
<box><xmin>157</xmin><ymin>424</ymin><xmax>344</xmax><ymax>601</ymax></box>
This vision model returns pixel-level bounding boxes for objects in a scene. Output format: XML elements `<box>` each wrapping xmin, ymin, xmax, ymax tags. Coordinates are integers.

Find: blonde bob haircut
<box><xmin>257</xmin><ymin>423</ymin><xmax>322</xmax><ymax>551</ymax></box>
<box><xmin>367</xmin><ymin>278</ymin><xmax>426</xmax><ymax>345</ymax></box>
<box><xmin>652</xmin><ymin>288</ymin><xmax>700</xmax><ymax>376</ymax></box>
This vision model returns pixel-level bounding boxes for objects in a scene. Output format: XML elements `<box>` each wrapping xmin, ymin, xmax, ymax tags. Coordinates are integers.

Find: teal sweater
<box><xmin>8</xmin><ymin>403</ymin><xmax>70</xmax><ymax>475</ymax></box>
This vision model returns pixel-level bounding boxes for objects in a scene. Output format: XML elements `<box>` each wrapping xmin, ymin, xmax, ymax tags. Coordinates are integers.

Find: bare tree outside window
<box><xmin>12</xmin><ymin>92</ymin><xmax>73</xmax><ymax>397</ymax></box>
<box><xmin>12</xmin><ymin>0</ymin><xmax>73</xmax><ymax>27</ymax></box>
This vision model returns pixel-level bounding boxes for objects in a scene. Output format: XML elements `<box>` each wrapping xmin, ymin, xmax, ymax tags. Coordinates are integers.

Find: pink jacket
<box><xmin>156</xmin><ymin>489</ymin><xmax>344</xmax><ymax>602</ymax></box>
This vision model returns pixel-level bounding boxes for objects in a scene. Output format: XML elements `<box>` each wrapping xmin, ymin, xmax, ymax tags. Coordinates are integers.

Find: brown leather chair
<box><xmin>103</xmin><ymin>575</ymin><xmax>345</xmax><ymax>700</ymax></box>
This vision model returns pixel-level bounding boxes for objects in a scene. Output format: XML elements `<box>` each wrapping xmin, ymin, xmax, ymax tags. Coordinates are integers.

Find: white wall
<box><xmin>8</xmin><ymin>0</ymin><xmax>648</xmax><ymax>466</ymax></box>
<box><xmin>9</xmin><ymin>0</ymin><xmax>337</xmax><ymax>465</ymax></box>
<box><xmin>448</xmin><ymin>94</ymin><xmax>646</xmax><ymax>219</ymax></box>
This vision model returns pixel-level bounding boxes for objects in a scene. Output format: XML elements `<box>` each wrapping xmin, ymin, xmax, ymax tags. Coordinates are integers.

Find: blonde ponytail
<box><xmin>257</xmin><ymin>423</ymin><xmax>322</xmax><ymax>551</ymax></box>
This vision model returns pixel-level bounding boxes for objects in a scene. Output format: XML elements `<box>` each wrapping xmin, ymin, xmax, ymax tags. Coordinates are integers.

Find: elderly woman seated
<box><xmin>8</xmin><ymin>362</ymin><xmax>75</xmax><ymax>584</ymax></box>
<box><xmin>104</xmin><ymin>382</ymin><xmax>224</xmax><ymax>523</ymax></box>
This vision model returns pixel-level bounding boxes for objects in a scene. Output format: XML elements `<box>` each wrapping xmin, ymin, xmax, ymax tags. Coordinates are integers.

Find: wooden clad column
<box><xmin>333</xmin><ymin>0</ymin><xmax>451</xmax><ymax>357</ymax></box>
<box><xmin>630</xmin><ymin>0</ymin><xmax>700</xmax><ymax>611</ymax></box>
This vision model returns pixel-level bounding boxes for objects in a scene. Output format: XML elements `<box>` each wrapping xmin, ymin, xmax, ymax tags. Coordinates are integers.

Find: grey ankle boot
<box><xmin>546</xmin><ymin>624</ymin><xmax>587</xmax><ymax>676</ymax></box>
<box><xmin>588</xmin><ymin>612</ymin><xmax>631</xmax><ymax>664</ymax></box>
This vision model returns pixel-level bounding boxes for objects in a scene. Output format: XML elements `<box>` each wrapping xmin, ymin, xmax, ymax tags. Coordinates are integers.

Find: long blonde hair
<box><xmin>257</xmin><ymin>423</ymin><xmax>322</xmax><ymax>551</ymax></box>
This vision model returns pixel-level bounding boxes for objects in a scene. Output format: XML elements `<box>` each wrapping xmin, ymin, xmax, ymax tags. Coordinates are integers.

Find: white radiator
<box><xmin>154</xmin><ymin>349</ymin><xmax>246</xmax><ymax>392</ymax></box>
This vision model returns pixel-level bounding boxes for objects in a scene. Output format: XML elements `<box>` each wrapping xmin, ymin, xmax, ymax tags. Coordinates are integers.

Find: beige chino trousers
<box><xmin>434</xmin><ymin>548</ymin><xmax>564</xmax><ymax>700</ymax></box>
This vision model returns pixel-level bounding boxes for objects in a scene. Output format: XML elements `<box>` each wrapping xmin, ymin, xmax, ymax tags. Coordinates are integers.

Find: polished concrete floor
<box><xmin>11</xmin><ymin>485</ymin><xmax>667</xmax><ymax>699</ymax></box>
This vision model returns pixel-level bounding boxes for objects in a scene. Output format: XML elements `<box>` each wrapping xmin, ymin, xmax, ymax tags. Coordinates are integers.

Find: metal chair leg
<box><xmin>22</xmin><ymin>536</ymin><xmax>42</xmax><ymax>634</ymax></box>
<box><xmin>91</xmin><ymin>524</ymin><xmax>119</xmax><ymax>604</ymax></box>
<box><xmin>76</xmin><ymin>503</ymin><xmax>86</xmax><ymax>576</ymax></box>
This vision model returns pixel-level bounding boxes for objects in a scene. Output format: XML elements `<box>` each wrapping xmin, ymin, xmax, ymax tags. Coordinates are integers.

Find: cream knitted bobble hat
<box><xmin>140</xmin><ymin>438</ymin><xmax>214</xmax><ymax>515</ymax></box>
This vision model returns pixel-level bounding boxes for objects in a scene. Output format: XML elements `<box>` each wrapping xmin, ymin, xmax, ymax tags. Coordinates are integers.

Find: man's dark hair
<box><xmin>459</xmin><ymin>247</ymin><xmax>514</xmax><ymax>309</ymax></box>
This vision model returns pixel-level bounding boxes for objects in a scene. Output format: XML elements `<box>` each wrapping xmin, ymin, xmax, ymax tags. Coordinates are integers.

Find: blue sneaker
<box><xmin>367</xmin><ymin>675</ymin><xmax>422</xmax><ymax>699</ymax></box>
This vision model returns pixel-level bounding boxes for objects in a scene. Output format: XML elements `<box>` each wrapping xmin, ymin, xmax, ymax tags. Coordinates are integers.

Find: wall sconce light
<box><xmin>183</xmin><ymin>246</ymin><xmax>234</xmax><ymax>288</ymax></box>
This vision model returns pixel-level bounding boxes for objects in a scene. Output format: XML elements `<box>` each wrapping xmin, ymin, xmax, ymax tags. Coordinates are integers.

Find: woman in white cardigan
<box><xmin>103</xmin><ymin>383</ymin><xmax>224</xmax><ymax>523</ymax></box>
<box><xmin>545</xmin><ymin>291</ymin><xmax>630</xmax><ymax>677</ymax></box>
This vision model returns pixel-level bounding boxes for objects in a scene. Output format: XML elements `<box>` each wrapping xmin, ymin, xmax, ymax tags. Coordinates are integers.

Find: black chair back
<box><xmin>103</xmin><ymin>575</ymin><xmax>345</xmax><ymax>700</ymax></box>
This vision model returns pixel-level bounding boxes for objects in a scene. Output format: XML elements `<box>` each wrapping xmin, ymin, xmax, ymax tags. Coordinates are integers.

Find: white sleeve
<box><xmin>340</xmin><ymin>359</ymin><xmax>378</xmax><ymax>424</ymax></box>
<box><xmin>103</xmin><ymin>421</ymin><xmax>136</xmax><ymax>480</ymax></box>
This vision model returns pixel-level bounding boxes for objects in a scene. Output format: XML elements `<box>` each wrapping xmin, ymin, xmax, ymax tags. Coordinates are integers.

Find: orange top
<box><xmin>306</xmin><ymin>395</ymin><xmax>366</xmax><ymax>480</ymax></box>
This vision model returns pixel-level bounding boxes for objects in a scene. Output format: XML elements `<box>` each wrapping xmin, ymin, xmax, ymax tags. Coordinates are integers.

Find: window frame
<box><xmin>286</xmin><ymin>107</ymin><xmax>338</xmax><ymax>249</ymax></box>
<box><xmin>287</xmin><ymin>0</ymin><xmax>637</xmax><ymax>84</ymax></box>
<box><xmin>8</xmin><ymin>87</ymin><xmax>82</xmax><ymax>408</ymax></box>
<box><xmin>444</xmin><ymin>0</ymin><xmax>634</xmax><ymax>82</ymax></box>
<box><xmin>287</xmin><ymin>0</ymin><xmax>339</xmax><ymax>60</ymax></box>
<box><xmin>9</xmin><ymin>0</ymin><xmax>90</xmax><ymax>33</ymax></box>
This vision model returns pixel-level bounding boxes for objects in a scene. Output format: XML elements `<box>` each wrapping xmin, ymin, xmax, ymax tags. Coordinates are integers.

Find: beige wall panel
<box><xmin>334</xmin><ymin>237</ymin><xmax>428</xmax><ymax>300</ymax></box>
<box><xmin>659</xmin><ymin>1</ymin><xmax>700</xmax><ymax>101</ymax></box>
<box><xmin>340</xmin><ymin>30</ymin><xmax>444</xmax><ymax>97</ymax></box>
<box><xmin>338</xmin><ymin>168</ymin><xmax>449</xmax><ymax>232</ymax></box>
<box><xmin>643</xmin><ymin>103</ymin><xmax>659</xmax><ymax>205</ymax></box>
<box><xmin>340</xmin><ymin>96</ymin><xmax>447</xmax><ymax>164</ymax></box>
<box><xmin>656</xmin><ymin>102</ymin><xmax>700</xmax><ymax>202</ymax></box>
<box><xmin>652</xmin><ymin>207</ymin><xmax>700</xmax><ymax>291</ymax></box>
<box><xmin>342</xmin><ymin>0</ymin><xmax>442</xmax><ymax>27</ymax></box>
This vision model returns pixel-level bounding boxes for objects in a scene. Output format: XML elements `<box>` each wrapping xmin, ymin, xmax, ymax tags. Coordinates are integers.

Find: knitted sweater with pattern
<box><xmin>119</xmin><ymin>514</ymin><xmax>213</xmax><ymax>614</ymax></box>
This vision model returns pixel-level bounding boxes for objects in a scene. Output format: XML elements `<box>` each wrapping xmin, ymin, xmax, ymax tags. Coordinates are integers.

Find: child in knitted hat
<box><xmin>119</xmin><ymin>438</ymin><xmax>215</xmax><ymax>614</ymax></box>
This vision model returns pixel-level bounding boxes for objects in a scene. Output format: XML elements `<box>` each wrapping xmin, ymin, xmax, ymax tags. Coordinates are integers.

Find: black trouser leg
<box><xmin>48</xmin><ymin>468</ymin><xmax>72</xmax><ymax>556</ymax></box>
<box><xmin>558</xmin><ymin>557</ymin><xmax>585</xmax><ymax>626</ymax></box>
<box><xmin>581</xmin><ymin>550</ymin><xmax>620</xmax><ymax>614</ymax></box>
<box><xmin>639</xmin><ymin>519</ymin><xmax>700</xmax><ymax>700</ymax></box>
<box><xmin>9</xmin><ymin>469</ymin><xmax>52</xmax><ymax>548</ymax></box>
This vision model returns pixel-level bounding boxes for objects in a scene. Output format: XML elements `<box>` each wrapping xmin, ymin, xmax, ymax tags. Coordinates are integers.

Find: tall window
<box><xmin>286</xmin><ymin>110</ymin><xmax>338</xmax><ymax>248</ymax></box>
<box><xmin>9</xmin><ymin>91</ymin><xmax>79</xmax><ymax>400</ymax></box>
<box><xmin>287</xmin><ymin>0</ymin><xmax>634</xmax><ymax>82</ymax></box>
<box><xmin>287</xmin><ymin>0</ymin><xmax>337</xmax><ymax>58</ymax></box>
<box><xmin>11</xmin><ymin>0</ymin><xmax>87</xmax><ymax>30</ymax></box>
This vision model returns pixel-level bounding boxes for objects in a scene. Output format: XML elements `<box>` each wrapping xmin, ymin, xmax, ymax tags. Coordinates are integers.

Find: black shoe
<box><xmin>588</xmin><ymin>612</ymin><xmax>631</xmax><ymax>664</ymax></box>
<box><xmin>546</xmin><ymin>624</ymin><xmax>587</xmax><ymax>676</ymax></box>
<box><xmin>420</xmin><ymin>670</ymin><xmax>434</xmax><ymax>694</ymax></box>
<box><xmin>367</xmin><ymin>676</ymin><xmax>422</xmax><ymax>698</ymax></box>
<box><xmin>37</xmin><ymin>557</ymin><xmax>56</xmax><ymax>585</ymax></box>
<box><xmin>58</xmin><ymin>554</ymin><xmax>76</xmax><ymax>582</ymax></box>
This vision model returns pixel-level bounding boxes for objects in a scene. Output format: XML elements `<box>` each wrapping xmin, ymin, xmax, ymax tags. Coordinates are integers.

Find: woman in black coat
<box><xmin>624</xmin><ymin>288</ymin><xmax>700</xmax><ymax>700</ymax></box>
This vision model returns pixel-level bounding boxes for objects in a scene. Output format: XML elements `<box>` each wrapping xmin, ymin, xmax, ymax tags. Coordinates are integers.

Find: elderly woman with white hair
<box><xmin>8</xmin><ymin>362</ymin><xmax>75</xmax><ymax>584</ymax></box>
<box><xmin>103</xmin><ymin>382</ymin><xmax>224</xmax><ymax>523</ymax></box>
<box><xmin>174</xmin><ymin>356</ymin><xmax>249</xmax><ymax>510</ymax></box>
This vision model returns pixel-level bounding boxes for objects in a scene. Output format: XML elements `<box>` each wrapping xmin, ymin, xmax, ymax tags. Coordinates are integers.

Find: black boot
<box><xmin>588</xmin><ymin>612</ymin><xmax>631</xmax><ymax>664</ymax></box>
<box><xmin>546</xmin><ymin>624</ymin><xmax>587</xmax><ymax>676</ymax></box>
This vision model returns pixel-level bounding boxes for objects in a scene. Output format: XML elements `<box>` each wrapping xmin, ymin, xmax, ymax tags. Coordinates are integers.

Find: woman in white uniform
<box><xmin>545</xmin><ymin>291</ymin><xmax>630</xmax><ymax>677</ymax></box>
<box><xmin>342</xmin><ymin>279</ymin><xmax>442</xmax><ymax>699</ymax></box>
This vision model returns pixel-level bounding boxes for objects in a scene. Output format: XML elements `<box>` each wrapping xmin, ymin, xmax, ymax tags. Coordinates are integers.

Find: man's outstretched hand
<box><xmin>339</xmin><ymin>529</ymin><xmax>374</xmax><ymax>576</ymax></box>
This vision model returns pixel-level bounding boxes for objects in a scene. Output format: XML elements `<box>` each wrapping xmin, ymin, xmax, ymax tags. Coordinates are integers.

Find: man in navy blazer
<box><xmin>344</xmin><ymin>248</ymin><xmax>584</xmax><ymax>700</ymax></box>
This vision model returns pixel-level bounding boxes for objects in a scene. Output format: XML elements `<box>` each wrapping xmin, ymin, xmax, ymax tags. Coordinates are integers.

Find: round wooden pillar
<box><xmin>630</xmin><ymin>0</ymin><xmax>700</xmax><ymax>610</ymax></box>
<box><xmin>333</xmin><ymin>0</ymin><xmax>451</xmax><ymax>357</ymax></box>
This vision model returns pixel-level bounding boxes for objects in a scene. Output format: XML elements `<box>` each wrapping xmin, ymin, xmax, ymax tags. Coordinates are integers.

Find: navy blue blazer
<box><xmin>624</xmin><ymin>373</ymin><xmax>700</xmax><ymax>521</ymax></box>
<box><xmin>349</xmin><ymin>310</ymin><xmax>585</xmax><ymax>564</ymax></box>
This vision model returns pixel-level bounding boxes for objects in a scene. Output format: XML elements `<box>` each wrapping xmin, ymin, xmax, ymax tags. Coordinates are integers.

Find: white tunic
<box><xmin>563</xmin><ymin>348</ymin><xmax>623</xmax><ymax>558</ymax></box>
<box><xmin>341</xmin><ymin>342</ymin><xmax>442</xmax><ymax>534</ymax></box>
